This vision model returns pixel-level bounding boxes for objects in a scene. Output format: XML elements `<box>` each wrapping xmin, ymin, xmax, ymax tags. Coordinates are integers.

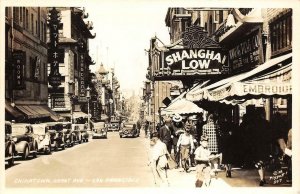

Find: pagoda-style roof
<box><xmin>71</xmin><ymin>7</ymin><xmax>96</xmax><ymax>39</ymax></box>
<box><xmin>98</xmin><ymin>63</ymin><xmax>109</xmax><ymax>75</ymax></box>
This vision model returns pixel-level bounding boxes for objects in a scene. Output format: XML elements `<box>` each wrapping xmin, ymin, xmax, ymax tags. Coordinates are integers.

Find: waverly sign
<box><xmin>155</xmin><ymin>48</ymin><xmax>228</xmax><ymax>80</ymax></box>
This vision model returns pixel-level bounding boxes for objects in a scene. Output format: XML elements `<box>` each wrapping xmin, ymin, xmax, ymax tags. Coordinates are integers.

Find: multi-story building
<box><xmin>48</xmin><ymin>7</ymin><xmax>96</xmax><ymax>122</ymax></box>
<box><xmin>5</xmin><ymin>7</ymin><xmax>59</xmax><ymax>123</ymax></box>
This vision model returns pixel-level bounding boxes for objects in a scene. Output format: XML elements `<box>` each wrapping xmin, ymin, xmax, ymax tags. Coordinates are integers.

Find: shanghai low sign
<box><xmin>154</xmin><ymin>48</ymin><xmax>228</xmax><ymax>80</ymax></box>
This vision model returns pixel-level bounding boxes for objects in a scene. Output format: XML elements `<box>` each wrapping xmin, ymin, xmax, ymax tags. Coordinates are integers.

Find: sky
<box><xmin>85</xmin><ymin>2</ymin><xmax>171</xmax><ymax>95</ymax></box>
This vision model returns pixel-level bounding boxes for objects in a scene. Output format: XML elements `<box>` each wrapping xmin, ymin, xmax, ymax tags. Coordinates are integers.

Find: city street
<box><xmin>5</xmin><ymin>133</ymin><xmax>155</xmax><ymax>188</ymax></box>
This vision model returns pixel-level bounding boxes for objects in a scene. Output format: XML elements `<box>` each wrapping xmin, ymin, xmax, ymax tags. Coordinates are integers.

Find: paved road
<box><xmin>5</xmin><ymin>132</ymin><xmax>155</xmax><ymax>188</ymax></box>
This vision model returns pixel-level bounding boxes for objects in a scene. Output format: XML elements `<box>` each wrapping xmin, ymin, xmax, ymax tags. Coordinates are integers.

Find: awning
<box><xmin>16</xmin><ymin>105</ymin><xmax>50</xmax><ymax>119</ymax></box>
<box><xmin>15</xmin><ymin>104</ymin><xmax>64</xmax><ymax>121</ymax></box>
<box><xmin>161</xmin><ymin>98</ymin><xmax>203</xmax><ymax>115</ymax></box>
<box><xmin>186</xmin><ymin>53</ymin><xmax>292</xmax><ymax>102</ymax></box>
<box><xmin>222</xmin><ymin>63</ymin><xmax>291</xmax><ymax>101</ymax></box>
<box><xmin>5</xmin><ymin>100</ymin><xmax>25</xmax><ymax>122</ymax></box>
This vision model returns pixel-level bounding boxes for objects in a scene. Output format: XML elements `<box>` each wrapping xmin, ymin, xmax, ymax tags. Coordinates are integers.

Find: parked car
<box><xmin>72</xmin><ymin>124</ymin><xmax>83</xmax><ymax>144</ymax></box>
<box><xmin>5</xmin><ymin>121</ymin><xmax>16</xmax><ymax>166</ymax></box>
<box><xmin>119</xmin><ymin>122</ymin><xmax>138</xmax><ymax>138</ymax></box>
<box><xmin>31</xmin><ymin>123</ymin><xmax>52</xmax><ymax>154</ymax></box>
<box><xmin>108</xmin><ymin>120</ymin><xmax>120</xmax><ymax>132</ymax></box>
<box><xmin>11</xmin><ymin>123</ymin><xmax>38</xmax><ymax>159</ymax></box>
<box><xmin>92</xmin><ymin>121</ymin><xmax>108</xmax><ymax>139</ymax></box>
<box><xmin>47</xmin><ymin>122</ymin><xmax>65</xmax><ymax>151</ymax></box>
<box><xmin>61</xmin><ymin>122</ymin><xmax>75</xmax><ymax>147</ymax></box>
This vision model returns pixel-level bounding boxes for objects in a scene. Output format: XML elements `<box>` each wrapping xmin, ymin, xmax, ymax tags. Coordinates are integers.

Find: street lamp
<box><xmin>68</xmin><ymin>80</ymin><xmax>75</xmax><ymax>124</ymax></box>
<box><xmin>86</xmin><ymin>86</ymin><xmax>91</xmax><ymax>131</ymax></box>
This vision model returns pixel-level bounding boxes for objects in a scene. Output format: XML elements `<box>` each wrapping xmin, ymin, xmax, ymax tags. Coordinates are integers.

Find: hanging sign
<box><xmin>78</xmin><ymin>53</ymin><xmax>87</xmax><ymax>102</ymax></box>
<box><xmin>154</xmin><ymin>48</ymin><xmax>228</xmax><ymax>80</ymax></box>
<box><xmin>48</xmin><ymin>8</ymin><xmax>63</xmax><ymax>87</ymax></box>
<box><xmin>12</xmin><ymin>50</ymin><xmax>26</xmax><ymax>90</ymax></box>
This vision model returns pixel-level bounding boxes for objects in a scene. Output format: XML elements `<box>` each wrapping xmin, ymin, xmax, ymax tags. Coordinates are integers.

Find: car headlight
<box><xmin>39</xmin><ymin>136</ymin><xmax>44</xmax><ymax>141</ymax></box>
<box><xmin>13</xmin><ymin>137</ymin><xmax>18</xmax><ymax>142</ymax></box>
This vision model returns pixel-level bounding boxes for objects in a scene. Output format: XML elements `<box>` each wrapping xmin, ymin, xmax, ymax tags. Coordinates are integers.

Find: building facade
<box><xmin>47</xmin><ymin>7</ymin><xmax>96</xmax><ymax>122</ymax></box>
<box><xmin>5</xmin><ymin>7</ymin><xmax>58</xmax><ymax>123</ymax></box>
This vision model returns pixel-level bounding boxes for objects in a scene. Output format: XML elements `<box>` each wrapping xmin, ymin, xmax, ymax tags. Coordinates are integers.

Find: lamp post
<box><xmin>86</xmin><ymin>86</ymin><xmax>91</xmax><ymax>131</ymax></box>
<box><xmin>68</xmin><ymin>80</ymin><xmax>74</xmax><ymax>124</ymax></box>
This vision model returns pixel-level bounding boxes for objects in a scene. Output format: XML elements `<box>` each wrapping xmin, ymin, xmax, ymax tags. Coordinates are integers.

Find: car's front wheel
<box><xmin>22</xmin><ymin>146</ymin><xmax>29</xmax><ymax>160</ymax></box>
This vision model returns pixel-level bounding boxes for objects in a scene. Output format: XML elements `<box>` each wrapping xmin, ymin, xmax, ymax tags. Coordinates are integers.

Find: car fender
<box><xmin>15</xmin><ymin>141</ymin><xmax>29</xmax><ymax>153</ymax></box>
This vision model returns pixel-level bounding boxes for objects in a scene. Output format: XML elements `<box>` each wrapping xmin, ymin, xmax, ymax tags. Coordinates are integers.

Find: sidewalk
<box><xmin>167</xmin><ymin>166</ymin><xmax>292</xmax><ymax>187</ymax></box>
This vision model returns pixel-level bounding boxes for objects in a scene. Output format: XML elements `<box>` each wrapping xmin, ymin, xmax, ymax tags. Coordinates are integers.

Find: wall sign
<box><xmin>91</xmin><ymin>100</ymin><xmax>100</xmax><ymax>118</ymax></box>
<box><xmin>13</xmin><ymin>50</ymin><xmax>26</xmax><ymax>90</ymax></box>
<box><xmin>48</xmin><ymin>8</ymin><xmax>63</xmax><ymax>87</ymax></box>
<box><xmin>52</xmin><ymin>94</ymin><xmax>65</xmax><ymax>108</ymax></box>
<box><xmin>228</xmin><ymin>29</ymin><xmax>263</xmax><ymax>73</ymax></box>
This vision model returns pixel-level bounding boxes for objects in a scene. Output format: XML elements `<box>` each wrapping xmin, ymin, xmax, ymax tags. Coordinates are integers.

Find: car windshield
<box><xmin>32</xmin><ymin>125</ymin><xmax>46</xmax><ymax>135</ymax></box>
<box><xmin>124</xmin><ymin>123</ymin><xmax>134</xmax><ymax>128</ymax></box>
<box><xmin>94</xmin><ymin>122</ymin><xmax>105</xmax><ymax>128</ymax></box>
<box><xmin>11</xmin><ymin>125</ymin><xmax>28</xmax><ymax>136</ymax></box>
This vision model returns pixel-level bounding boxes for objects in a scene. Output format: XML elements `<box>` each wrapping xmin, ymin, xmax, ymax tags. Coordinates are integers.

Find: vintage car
<box><xmin>108</xmin><ymin>120</ymin><xmax>120</xmax><ymax>132</ymax></box>
<box><xmin>92</xmin><ymin>121</ymin><xmax>107</xmax><ymax>139</ymax></box>
<box><xmin>62</xmin><ymin>122</ymin><xmax>75</xmax><ymax>147</ymax></box>
<box><xmin>119</xmin><ymin>122</ymin><xmax>138</xmax><ymax>138</ymax></box>
<box><xmin>11</xmin><ymin>123</ymin><xmax>38</xmax><ymax>160</ymax></box>
<box><xmin>31</xmin><ymin>123</ymin><xmax>52</xmax><ymax>154</ymax></box>
<box><xmin>47</xmin><ymin>122</ymin><xmax>65</xmax><ymax>151</ymax></box>
<box><xmin>72</xmin><ymin>124</ymin><xmax>83</xmax><ymax>144</ymax></box>
<box><xmin>5</xmin><ymin>121</ymin><xmax>16</xmax><ymax>166</ymax></box>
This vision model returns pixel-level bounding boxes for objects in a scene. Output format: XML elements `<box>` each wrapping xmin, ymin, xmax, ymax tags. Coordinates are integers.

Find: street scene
<box><xmin>4</xmin><ymin>2</ymin><xmax>295</xmax><ymax>191</ymax></box>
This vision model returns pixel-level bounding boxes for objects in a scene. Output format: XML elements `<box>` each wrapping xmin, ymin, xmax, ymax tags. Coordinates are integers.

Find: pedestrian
<box><xmin>149</xmin><ymin>132</ymin><xmax>170</xmax><ymax>187</ymax></box>
<box><xmin>250</xmin><ymin>109</ymin><xmax>272</xmax><ymax>186</ymax></box>
<box><xmin>219</xmin><ymin>116</ymin><xmax>236</xmax><ymax>178</ymax></box>
<box><xmin>159</xmin><ymin>117</ymin><xmax>173</xmax><ymax>154</ymax></box>
<box><xmin>194</xmin><ymin>135</ymin><xmax>220</xmax><ymax>187</ymax></box>
<box><xmin>176</xmin><ymin>124</ymin><xmax>195</xmax><ymax>172</ymax></box>
<box><xmin>195</xmin><ymin>112</ymin><xmax>205</xmax><ymax>142</ymax></box>
<box><xmin>144</xmin><ymin>120</ymin><xmax>149</xmax><ymax>137</ymax></box>
<box><xmin>171</xmin><ymin>114</ymin><xmax>185</xmax><ymax>168</ymax></box>
<box><xmin>202</xmin><ymin>114</ymin><xmax>221</xmax><ymax>176</ymax></box>
<box><xmin>136</xmin><ymin>119</ymin><xmax>141</xmax><ymax>136</ymax></box>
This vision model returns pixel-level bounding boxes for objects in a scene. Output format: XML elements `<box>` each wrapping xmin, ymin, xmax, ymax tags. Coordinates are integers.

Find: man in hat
<box><xmin>176</xmin><ymin>124</ymin><xmax>195</xmax><ymax>172</ymax></box>
<box><xmin>149</xmin><ymin>132</ymin><xmax>170</xmax><ymax>187</ymax></box>
<box><xmin>171</xmin><ymin>114</ymin><xmax>184</xmax><ymax>168</ymax></box>
<box><xmin>159</xmin><ymin>117</ymin><xmax>173</xmax><ymax>154</ymax></box>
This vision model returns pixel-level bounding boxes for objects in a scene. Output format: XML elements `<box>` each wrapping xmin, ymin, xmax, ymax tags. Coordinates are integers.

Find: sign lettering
<box><xmin>48</xmin><ymin>8</ymin><xmax>63</xmax><ymax>87</ymax></box>
<box><xmin>12</xmin><ymin>50</ymin><xmax>26</xmax><ymax>90</ymax></box>
<box><xmin>228</xmin><ymin>29</ymin><xmax>263</xmax><ymax>73</ymax></box>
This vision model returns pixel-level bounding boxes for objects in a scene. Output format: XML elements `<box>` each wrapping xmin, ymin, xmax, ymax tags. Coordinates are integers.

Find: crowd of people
<box><xmin>145</xmin><ymin>109</ymin><xmax>292</xmax><ymax>187</ymax></box>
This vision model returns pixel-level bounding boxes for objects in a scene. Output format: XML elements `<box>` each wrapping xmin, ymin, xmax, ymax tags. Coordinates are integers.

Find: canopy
<box><xmin>161</xmin><ymin>98</ymin><xmax>203</xmax><ymax>115</ymax></box>
<box><xmin>186</xmin><ymin>53</ymin><xmax>292</xmax><ymax>102</ymax></box>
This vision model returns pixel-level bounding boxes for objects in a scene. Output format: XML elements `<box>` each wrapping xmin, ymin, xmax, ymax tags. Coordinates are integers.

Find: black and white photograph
<box><xmin>1</xmin><ymin>0</ymin><xmax>300</xmax><ymax>193</ymax></box>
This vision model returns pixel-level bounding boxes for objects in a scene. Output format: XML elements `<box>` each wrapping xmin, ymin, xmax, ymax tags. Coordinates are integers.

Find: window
<box><xmin>41</xmin><ymin>21</ymin><xmax>44</xmax><ymax>41</ymax></box>
<box><xmin>13</xmin><ymin>7</ymin><xmax>19</xmax><ymax>23</ymax></box>
<box><xmin>270</xmin><ymin>10</ymin><xmax>292</xmax><ymax>56</ymax></box>
<box><xmin>20</xmin><ymin>7</ymin><xmax>23</xmax><ymax>23</ymax></box>
<box><xmin>31</xmin><ymin>13</ymin><xmax>34</xmax><ymax>33</ymax></box>
<box><xmin>44</xmin><ymin>23</ymin><xmax>46</xmax><ymax>42</ymax></box>
<box><xmin>36</xmin><ymin>20</ymin><xmax>38</xmax><ymax>36</ymax></box>
<box><xmin>219</xmin><ymin>10</ymin><xmax>223</xmax><ymax>24</ymax></box>
<box><xmin>25</xmin><ymin>9</ymin><xmax>28</xmax><ymax>29</ymax></box>
<box><xmin>5</xmin><ymin>7</ymin><xmax>8</xmax><ymax>17</ymax></box>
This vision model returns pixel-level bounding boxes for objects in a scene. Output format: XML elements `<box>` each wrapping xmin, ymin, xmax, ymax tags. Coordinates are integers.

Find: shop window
<box><xmin>219</xmin><ymin>10</ymin><xmax>223</xmax><ymax>24</ymax></box>
<box><xmin>270</xmin><ymin>10</ymin><xmax>292</xmax><ymax>57</ymax></box>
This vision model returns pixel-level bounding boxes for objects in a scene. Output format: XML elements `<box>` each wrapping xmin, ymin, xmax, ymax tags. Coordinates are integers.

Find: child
<box><xmin>194</xmin><ymin>135</ymin><xmax>220</xmax><ymax>187</ymax></box>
